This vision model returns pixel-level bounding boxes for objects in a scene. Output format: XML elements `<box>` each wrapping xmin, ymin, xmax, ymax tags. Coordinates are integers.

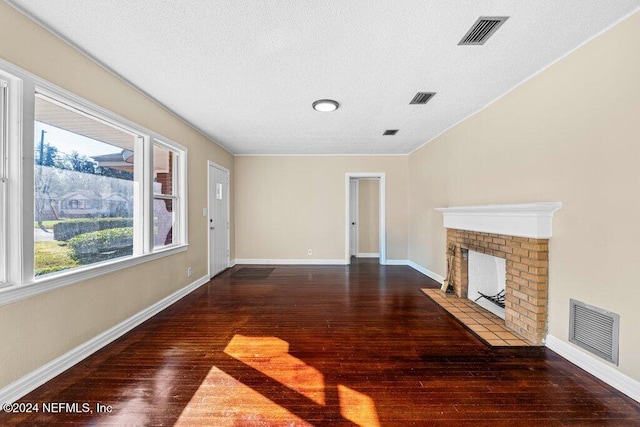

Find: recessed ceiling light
<box><xmin>383</xmin><ymin>129</ymin><xmax>399</xmax><ymax>135</ymax></box>
<box><xmin>312</xmin><ymin>99</ymin><xmax>339</xmax><ymax>112</ymax></box>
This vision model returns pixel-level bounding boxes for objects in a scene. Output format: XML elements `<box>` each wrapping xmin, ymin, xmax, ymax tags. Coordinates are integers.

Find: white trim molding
<box><xmin>435</xmin><ymin>202</ymin><xmax>562</xmax><ymax>238</ymax></box>
<box><xmin>546</xmin><ymin>334</ymin><xmax>640</xmax><ymax>403</ymax></box>
<box><xmin>0</xmin><ymin>274</ymin><xmax>210</xmax><ymax>405</ymax></box>
<box><xmin>385</xmin><ymin>259</ymin><xmax>445</xmax><ymax>284</ymax></box>
<box><xmin>407</xmin><ymin>261</ymin><xmax>445</xmax><ymax>284</ymax></box>
<box><xmin>235</xmin><ymin>259</ymin><xmax>348</xmax><ymax>265</ymax></box>
<box><xmin>357</xmin><ymin>253</ymin><xmax>380</xmax><ymax>258</ymax></box>
<box><xmin>384</xmin><ymin>259</ymin><xmax>409</xmax><ymax>266</ymax></box>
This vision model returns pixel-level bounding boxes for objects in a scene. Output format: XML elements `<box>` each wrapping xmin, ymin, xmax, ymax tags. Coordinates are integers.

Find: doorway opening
<box><xmin>345</xmin><ymin>173</ymin><xmax>386</xmax><ymax>265</ymax></box>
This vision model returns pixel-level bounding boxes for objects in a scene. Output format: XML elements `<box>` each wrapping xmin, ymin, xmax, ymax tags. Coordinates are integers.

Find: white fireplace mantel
<box><xmin>435</xmin><ymin>202</ymin><xmax>562</xmax><ymax>238</ymax></box>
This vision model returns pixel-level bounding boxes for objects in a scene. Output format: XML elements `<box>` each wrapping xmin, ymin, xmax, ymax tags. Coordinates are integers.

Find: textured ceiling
<box><xmin>8</xmin><ymin>1</ymin><xmax>640</xmax><ymax>154</ymax></box>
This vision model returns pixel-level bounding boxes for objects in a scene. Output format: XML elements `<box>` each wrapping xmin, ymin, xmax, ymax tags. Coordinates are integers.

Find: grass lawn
<box><xmin>34</xmin><ymin>241</ymin><xmax>79</xmax><ymax>276</ymax></box>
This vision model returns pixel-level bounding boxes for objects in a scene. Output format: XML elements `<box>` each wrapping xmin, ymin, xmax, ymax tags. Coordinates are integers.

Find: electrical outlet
<box><xmin>187</xmin><ymin>267</ymin><xmax>192</xmax><ymax>277</ymax></box>
<box><xmin>307</xmin><ymin>249</ymin><xmax>312</xmax><ymax>255</ymax></box>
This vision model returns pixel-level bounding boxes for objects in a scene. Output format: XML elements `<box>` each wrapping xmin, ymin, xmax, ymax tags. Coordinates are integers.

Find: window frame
<box><xmin>152</xmin><ymin>140</ymin><xmax>186</xmax><ymax>250</ymax></box>
<box><xmin>0</xmin><ymin>58</ymin><xmax>188</xmax><ymax>307</ymax></box>
<box><xmin>33</xmin><ymin>89</ymin><xmax>147</xmax><ymax>261</ymax></box>
<box><xmin>0</xmin><ymin>67</ymin><xmax>23</xmax><ymax>290</ymax></box>
<box><xmin>0</xmin><ymin>77</ymin><xmax>8</xmax><ymax>285</ymax></box>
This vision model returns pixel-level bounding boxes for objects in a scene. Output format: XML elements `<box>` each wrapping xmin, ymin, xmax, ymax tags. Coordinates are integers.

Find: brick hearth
<box><xmin>446</xmin><ymin>228</ymin><xmax>549</xmax><ymax>344</ymax></box>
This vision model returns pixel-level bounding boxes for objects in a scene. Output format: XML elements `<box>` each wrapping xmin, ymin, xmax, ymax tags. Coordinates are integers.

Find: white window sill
<box><xmin>0</xmin><ymin>244</ymin><xmax>188</xmax><ymax>307</ymax></box>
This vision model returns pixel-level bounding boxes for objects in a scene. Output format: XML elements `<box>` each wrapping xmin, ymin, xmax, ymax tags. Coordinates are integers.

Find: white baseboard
<box><xmin>406</xmin><ymin>261</ymin><xmax>445</xmax><ymax>284</ymax></box>
<box><xmin>357</xmin><ymin>253</ymin><xmax>379</xmax><ymax>258</ymax></box>
<box><xmin>229</xmin><ymin>259</ymin><xmax>237</xmax><ymax>267</ymax></box>
<box><xmin>384</xmin><ymin>259</ymin><xmax>445</xmax><ymax>284</ymax></box>
<box><xmin>0</xmin><ymin>274</ymin><xmax>210</xmax><ymax>405</ymax></box>
<box><xmin>234</xmin><ymin>258</ymin><xmax>348</xmax><ymax>265</ymax></box>
<box><xmin>384</xmin><ymin>259</ymin><xmax>408</xmax><ymax>265</ymax></box>
<box><xmin>546</xmin><ymin>334</ymin><xmax>640</xmax><ymax>403</ymax></box>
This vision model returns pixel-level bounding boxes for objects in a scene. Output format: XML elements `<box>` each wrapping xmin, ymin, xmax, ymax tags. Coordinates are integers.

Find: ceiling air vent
<box><xmin>383</xmin><ymin>129</ymin><xmax>398</xmax><ymax>136</ymax></box>
<box><xmin>410</xmin><ymin>92</ymin><xmax>436</xmax><ymax>105</ymax></box>
<box><xmin>569</xmin><ymin>299</ymin><xmax>619</xmax><ymax>364</ymax></box>
<box><xmin>459</xmin><ymin>16</ymin><xmax>509</xmax><ymax>45</ymax></box>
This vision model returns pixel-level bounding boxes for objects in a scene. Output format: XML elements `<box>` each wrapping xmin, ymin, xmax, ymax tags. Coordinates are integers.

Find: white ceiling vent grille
<box><xmin>410</xmin><ymin>92</ymin><xmax>436</xmax><ymax>105</ymax></box>
<box><xmin>459</xmin><ymin>17</ymin><xmax>509</xmax><ymax>45</ymax></box>
<box><xmin>569</xmin><ymin>299</ymin><xmax>619</xmax><ymax>364</ymax></box>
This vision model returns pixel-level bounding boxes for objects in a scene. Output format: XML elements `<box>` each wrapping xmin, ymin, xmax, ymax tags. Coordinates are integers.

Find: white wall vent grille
<box><xmin>569</xmin><ymin>299</ymin><xmax>619</xmax><ymax>365</ymax></box>
<box><xmin>459</xmin><ymin>17</ymin><xmax>509</xmax><ymax>45</ymax></box>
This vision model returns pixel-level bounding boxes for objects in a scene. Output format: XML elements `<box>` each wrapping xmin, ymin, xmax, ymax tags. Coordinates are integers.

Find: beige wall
<box><xmin>0</xmin><ymin>3</ymin><xmax>233</xmax><ymax>388</ymax></box>
<box><xmin>408</xmin><ymin>13</ymin><xmax>640</xmax><ymax>380</ymax></box>
<box><xmin>358</xmin><ymin>179</ymin><xmax>380</xmax><ymax>254</ymax></box>
<box><xmin>235</xmin><ymin>156</ymin><xmax>407</xmax><ymax>261</ymax></box>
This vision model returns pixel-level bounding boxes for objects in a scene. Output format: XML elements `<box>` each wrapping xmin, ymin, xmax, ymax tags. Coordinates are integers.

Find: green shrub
<box><xmin>68</xmin><ymin>227</ymin><xmax>133</xmax><ymax>263</ymax></box>
<box><xmin>53</xmin><ymin>218</ymin><xmax>133</xmax><ymax>241</ymax></box>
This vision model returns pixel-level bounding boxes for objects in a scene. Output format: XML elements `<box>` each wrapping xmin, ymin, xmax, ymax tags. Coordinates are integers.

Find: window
<box><xmin>0</xmin><ymin>78</ymin><xmax>8</xmax><ymax>284</ymax></box>
<box><xmin>0</xmin><ymin>59</ymin><xmax>187</xmax><ymax>302</ymax></box>
<box><xmin>33</xmin><ymin>93</ymin><xmax>143</xmax><ymax>276</ymax></box>
<box><xmin>153</xmin><ymin>143</ymin><xmax>181</xmax><ymax>248</ymax></box>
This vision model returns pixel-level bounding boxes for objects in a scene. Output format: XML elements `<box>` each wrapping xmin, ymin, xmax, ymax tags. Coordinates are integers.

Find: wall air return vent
<box><xmin>569</xmin><ymin>299</ymin><xmax>619</xmax><ymax>364</ymax></box>
<box><xmin>410</xmin><ymin>92</ymin><xmax>436</xmax><ymax>105</ymax></box>
<box><xmin>459</xmin><ymin>16</ymin><xmax>509</xmax><ymax>45</ymax></box>
<box><xmin>383</xmin><ymin>129</ymin><xmax>398</xmax><ymax>136</ymax></box>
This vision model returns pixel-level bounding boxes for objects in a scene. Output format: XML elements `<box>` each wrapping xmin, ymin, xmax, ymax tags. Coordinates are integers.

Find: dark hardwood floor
<box><xmin>2</xmin><ymin>260</ymin><xmax>639</xmax><ymax>426</ymax></box>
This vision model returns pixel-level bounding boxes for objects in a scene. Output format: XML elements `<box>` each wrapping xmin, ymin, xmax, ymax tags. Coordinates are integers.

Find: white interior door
<box><xmin>208</xmin><ymin>163</ymin><xmax>229</xmax><ymax>277</ymax></box>
<box><xmin>349</xmin><ymin>179</ymin><xmax>358</xmax><ymax>258</ymax></box>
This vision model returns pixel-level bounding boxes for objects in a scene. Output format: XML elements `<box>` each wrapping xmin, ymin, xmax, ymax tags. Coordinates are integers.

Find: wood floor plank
<box><xmin>1</xmin><ymin>260</ymin><xmax>639</xmax><ymax>425</ymax></box>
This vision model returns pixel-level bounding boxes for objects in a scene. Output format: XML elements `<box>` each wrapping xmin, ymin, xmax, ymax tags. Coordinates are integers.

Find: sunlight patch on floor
<box><xmin>224</xmin><ymin>334</ymin><xmax>326</xmax><ymax>406</ymax></box>
<box><xmin>338</xmin><ymin>384</ymin><xmax>381</xmax><ymax>427</ymax></box>
<box><xmin>175</xmin><ymin>365</ymin><xmax>312</xmax><ymax>426</ymax></box>
<box><xmin>221</xmin><ymin>334</ymin><xmax>381</xmax><ymax>424</ymax></box>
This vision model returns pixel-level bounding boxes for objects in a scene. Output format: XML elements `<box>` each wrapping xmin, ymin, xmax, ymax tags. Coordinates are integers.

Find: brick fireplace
<box><xmin>436</xmin><ymin>203</ymin><xmax>562</xmax><ymax>345</ymax></box>
<box><xmin>447</xmin><ymin>229</ymin><xmax>549</xmax><ymax>344</ymax></box>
